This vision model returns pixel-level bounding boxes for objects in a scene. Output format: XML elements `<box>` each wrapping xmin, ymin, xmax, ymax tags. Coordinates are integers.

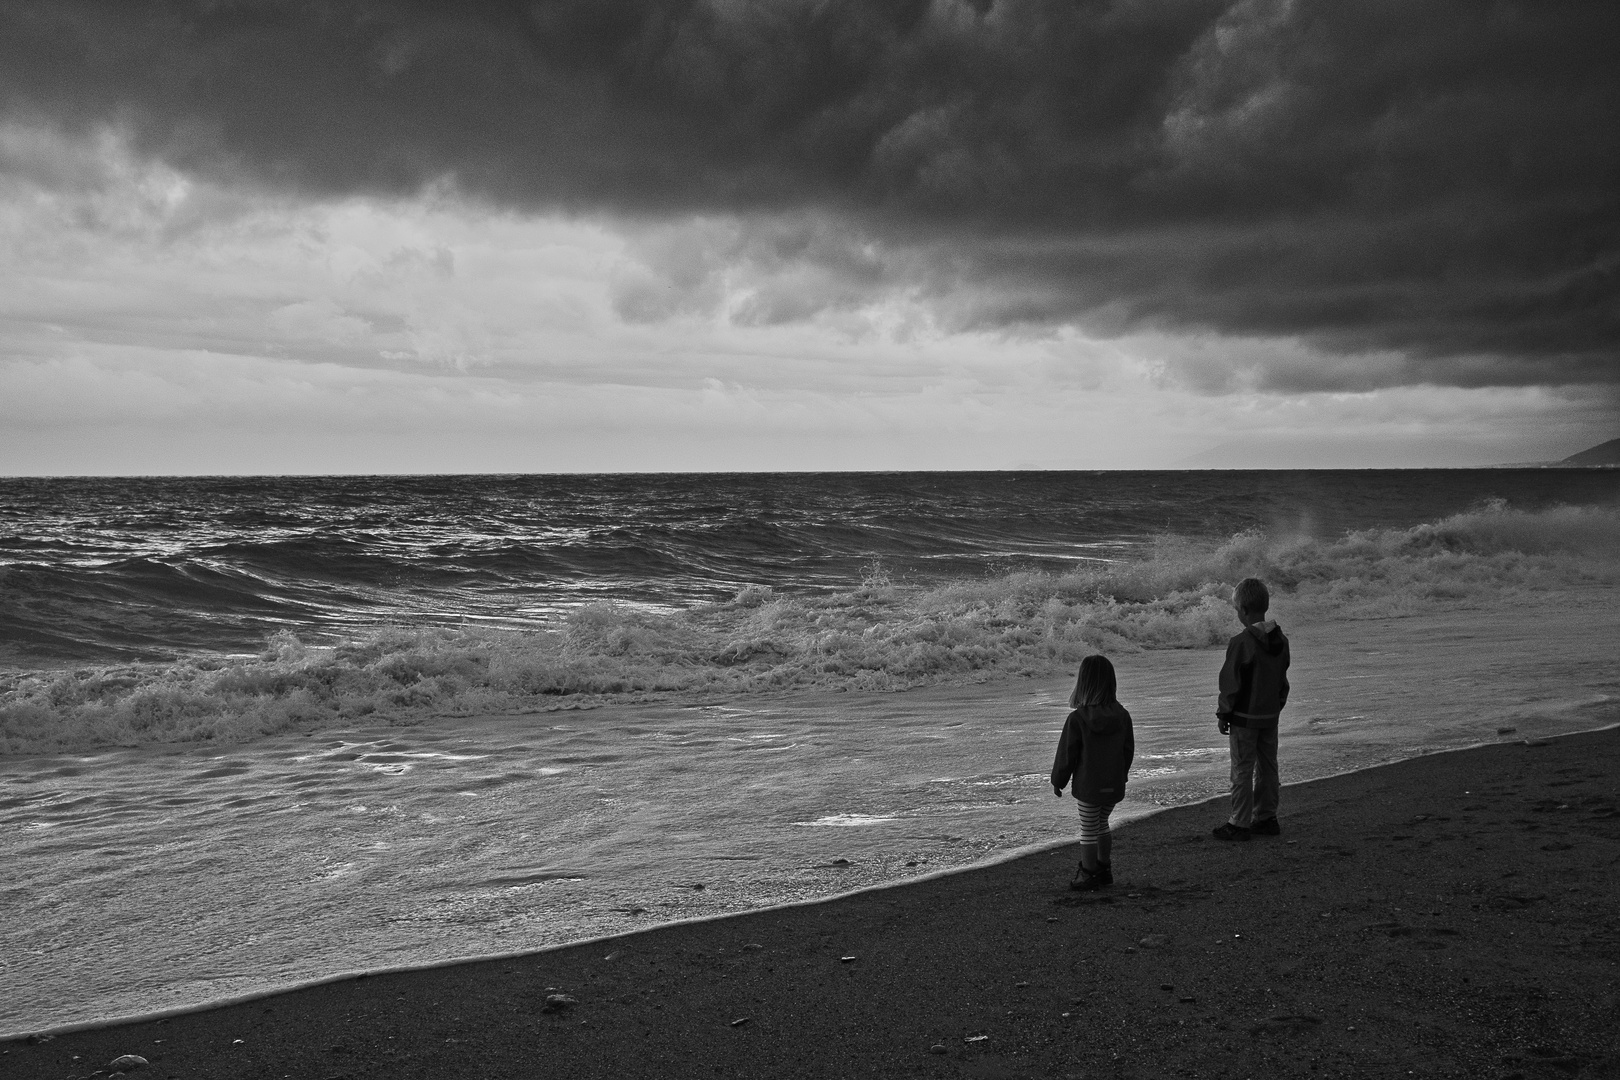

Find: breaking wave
<box><xmin>3</xmin><ymin>502</ymin><xmax>1615</xmax><ymax>753</ymax></box>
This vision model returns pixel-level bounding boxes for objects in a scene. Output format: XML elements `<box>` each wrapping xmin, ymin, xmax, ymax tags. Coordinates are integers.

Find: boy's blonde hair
<box><xmin>1234</xmin><ymin>577</ymin><xmax>1270</xmax><ymax>615</ymax></box>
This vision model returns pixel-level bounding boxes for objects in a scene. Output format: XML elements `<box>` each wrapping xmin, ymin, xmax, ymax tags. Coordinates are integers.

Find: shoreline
<box><xmin>5</xmin><ymin>590</ymin><xmax>1617</xmax><ymax>1048</ymax></box>
<box><xmin>8</xmin><ymin>722</ymin><xmax>1613</xmax><ymax>1046</ymax></box>
<box><xmin>7</xmin><ymin>726</ymin><xmax>1618</xmax><ymax>1079</ymax></box>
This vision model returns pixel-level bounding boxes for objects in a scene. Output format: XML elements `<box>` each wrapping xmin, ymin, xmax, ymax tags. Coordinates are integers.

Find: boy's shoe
<box><xmin>1096</xmin><ymin>862</ymin><xmax>1114</xmax><ymax>885</ymax></box>
<box><xmin>1069</xmin><ymin>863</ymin><xmax>1107</xmax><ymax>891</ymax></box>
<box><xmin>1212</xmin><ymin>823</ymin><xmax>1251</xmax><ymax>842</ymax></box>
<box><xmin>1251</xmin><ymin>818</ymin><xmax>1281</xmax><ymax>836</ymax></box>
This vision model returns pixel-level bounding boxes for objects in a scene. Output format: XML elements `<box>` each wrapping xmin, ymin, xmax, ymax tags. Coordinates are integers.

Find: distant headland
<box><xmin>1493</xmin><ymin>436</ymin><xmax>1620</xmax><ymax>468</ymax></box>
<box><xmin>1560</xmin><ymin>437</ymin><xmax>1620</xmax><ymax>466</ymax></box>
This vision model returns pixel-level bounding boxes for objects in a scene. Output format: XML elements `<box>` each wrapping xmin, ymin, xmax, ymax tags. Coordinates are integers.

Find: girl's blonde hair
<box><xmin>1069</xmin><ymin>654</ymin><xmax>1118</xmax><ymax>709</ymax></box>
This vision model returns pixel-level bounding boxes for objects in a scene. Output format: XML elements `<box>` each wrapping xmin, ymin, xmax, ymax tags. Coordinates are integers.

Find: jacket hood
<box><xmin>1246</xmin><ymin>619</ymin><xmax>1286</xmax><ymax>655</ymax></box>
<box><xmin>1082</xmin><ymin>702</ymin><xmax>1127</xmax><ymax>734</ymax></box>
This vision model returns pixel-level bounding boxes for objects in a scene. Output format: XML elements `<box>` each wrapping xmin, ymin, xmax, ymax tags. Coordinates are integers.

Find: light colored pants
<box><xmin>1227</xmin><ymin>725</ymin><xmax>1279</xmax><ymax>828</ymax></box>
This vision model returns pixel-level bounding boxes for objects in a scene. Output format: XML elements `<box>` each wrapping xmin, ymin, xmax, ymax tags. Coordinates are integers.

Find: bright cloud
<box><xmin>0</xmin><ymin>120</ymin><xmax>1611</xmax><ymax>474</ymax></box>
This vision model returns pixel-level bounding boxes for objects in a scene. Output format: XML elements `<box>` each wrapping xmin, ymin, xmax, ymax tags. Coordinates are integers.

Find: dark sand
<box><xmin>7</xmin><ymin>728</ymin><xmax>1618</xmax><ymax>1080</ymax></box>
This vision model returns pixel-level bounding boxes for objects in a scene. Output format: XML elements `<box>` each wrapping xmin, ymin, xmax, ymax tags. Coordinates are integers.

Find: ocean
<box><xmin>3</xmin><ymin>470</ymin><xmax>1618</xmax><ymax>1036</ymax></box>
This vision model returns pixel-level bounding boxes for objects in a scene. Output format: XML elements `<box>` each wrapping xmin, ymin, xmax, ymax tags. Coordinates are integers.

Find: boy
<box><xmin>1212</xmin><ymin>577</ymin><xmax>1290</xmax><ymax>841</ymax></box>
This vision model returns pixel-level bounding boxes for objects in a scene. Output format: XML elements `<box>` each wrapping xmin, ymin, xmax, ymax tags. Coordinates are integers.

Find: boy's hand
<box><xmin>1217</xmin><ymin>714</ymin><xmax>1231</xmax><ymax>735</ymax></box>
<box><xmin>1053</xmin><ymin>785</ymin><xmax>1064</xmax><ymax>798</ymax></box>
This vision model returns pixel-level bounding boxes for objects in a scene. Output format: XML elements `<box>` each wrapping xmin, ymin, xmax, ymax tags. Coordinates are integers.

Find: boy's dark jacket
<box><xmin>1217</xmin><ymin>619</ymin><xmax>1290</xmax><ymax>727</ymax></box>
<box><xmin>1051</xmin><ymin>702</ymin><xmax>1135</xmax><ymax>805</ymax></box>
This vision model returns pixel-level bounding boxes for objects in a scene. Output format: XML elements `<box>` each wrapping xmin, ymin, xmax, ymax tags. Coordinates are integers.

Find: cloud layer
<box><xmin>6</xmin><ymin>122</ymin><xmax>1604</xmax><ymax>475</ymax></box>
<box><xmin>3</xmin><ymin>0</ymin><xmax>1617</xmax><ymax>392</ymax></box>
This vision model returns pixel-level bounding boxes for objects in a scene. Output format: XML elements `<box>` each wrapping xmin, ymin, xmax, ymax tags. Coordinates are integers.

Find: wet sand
<box><xmin>6</xmin><ymin>725</ymin><xmax>1618</xmax><ymax>1080</ymax></box>
<box><xmin>8</xmin><ymin>592</ymin><xmax>1617</xmax><ymax>1040</ymax></box>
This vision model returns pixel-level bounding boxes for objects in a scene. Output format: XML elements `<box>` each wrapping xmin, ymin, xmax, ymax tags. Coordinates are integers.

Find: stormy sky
<box><xmin>1</xmin><ymin>0</ymin><xmax>1616</xmax><ymax>472</ymax></box>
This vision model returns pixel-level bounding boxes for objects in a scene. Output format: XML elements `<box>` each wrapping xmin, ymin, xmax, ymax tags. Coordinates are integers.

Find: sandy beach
<box><xmin>7</xmin><ymin>724</ymin><xmax>1617</xmax><ymax>1080</ymax></box>
<box><xmin>7</xmin><ymin>593</ymin><xmax>1616</xmax><ymax>1040</ymax></box>
<box><xmin>4</xmin><ymin>0</ymin><xmax>1618</xmax><ymax>1071</ymax></box>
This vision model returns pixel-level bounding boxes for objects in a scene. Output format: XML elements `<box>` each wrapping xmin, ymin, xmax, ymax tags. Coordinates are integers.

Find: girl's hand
<box><xmin>1053</xmin><ymin>786</ymin><xmax>1064</xmax><ymax>798</ymax></box>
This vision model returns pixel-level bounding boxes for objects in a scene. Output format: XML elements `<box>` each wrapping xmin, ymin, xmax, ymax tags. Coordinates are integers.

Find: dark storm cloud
<box><xmin>2</xmin><ymin>0</ymin><xmax>1617</xmax><ymax>389</ymax></box>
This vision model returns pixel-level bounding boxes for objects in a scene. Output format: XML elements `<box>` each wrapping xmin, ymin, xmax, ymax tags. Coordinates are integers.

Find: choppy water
<box><xmin>4</xmin><ymin>470</ymin><xmax>1614</xmax><ymax>666</ymax></box>
<box><xmin>2</xmin><ymin>470</ymin><xmax>1618</xmax><ymax>1037</ymax></box>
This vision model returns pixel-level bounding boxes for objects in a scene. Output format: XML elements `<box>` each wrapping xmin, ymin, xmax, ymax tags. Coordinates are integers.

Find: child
<box><xmin>1213</xmin><ymin>577</ymin><xmax>1291</xmax><ymax>841</ymax></box>
<box><xmin>1051</xmin><ymin>654</ymin><xmax>1135</xmax><ymax>890</ymax></box>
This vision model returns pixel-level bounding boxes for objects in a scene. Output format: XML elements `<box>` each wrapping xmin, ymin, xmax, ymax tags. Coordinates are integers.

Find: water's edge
<box><xmin>10</xmin><ymin>719</ymin><xmax>1613</xmax><ymax>1043</ymax></box>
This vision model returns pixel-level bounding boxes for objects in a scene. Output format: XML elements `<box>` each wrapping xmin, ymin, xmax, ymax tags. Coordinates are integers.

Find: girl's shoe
<box><xmin>1097</xmin><ymin>862</ymin><xmax>1114</xmax><ymax>885</ymax></box>
<box><xmin>1069</xmin><ymin>863</ymin><xmax>1107</xmax><ymax>891</ymax></box>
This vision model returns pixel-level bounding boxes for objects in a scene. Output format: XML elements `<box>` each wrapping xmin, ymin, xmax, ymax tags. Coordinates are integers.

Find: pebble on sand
<box><xmin>106</xmin><ymin>1054</ymin><xmax>149</xmax><ymax>1072</ymax></box>
<box><xmin>1139</xmin><ymin>934</ymin><xmax>1170</xmax><ymax>948</ymax></box>
<box><xmin>1250</xmin><ymin>1014</ymin><xmax>1324</xmax><ymax>1037</ymax></box>
<box><xmin>929</xmin><ymin>1044</ymin><xmax>948</xmax><ymax>1054</ymax></box>
<box><xmin>542</xmin><ymin>994</ymin><xmax>579</xmax><ymax>1013</ymax></box>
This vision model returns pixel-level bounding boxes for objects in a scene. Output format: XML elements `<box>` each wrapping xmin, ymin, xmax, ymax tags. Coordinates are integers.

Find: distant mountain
<box><xmin>1561</xmin><ymin>438</ymin><xmax>1620</xmax><ymax>466</ymax></box>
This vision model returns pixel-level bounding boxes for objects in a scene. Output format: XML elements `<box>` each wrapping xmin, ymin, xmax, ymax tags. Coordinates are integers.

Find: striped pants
<box><xmin>1076</xmin><ymin>800</ymin><xmax>1114</xmax><ymax>843</ymax></box>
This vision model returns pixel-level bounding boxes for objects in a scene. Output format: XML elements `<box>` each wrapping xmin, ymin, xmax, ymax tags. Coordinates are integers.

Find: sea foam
<box><xmin>3</xmin><ymin>502</ymin><xmax>1615</xmax><ymax>754</ymax></box>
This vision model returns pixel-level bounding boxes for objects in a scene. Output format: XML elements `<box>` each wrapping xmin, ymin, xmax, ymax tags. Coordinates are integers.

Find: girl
<box><xmin>1051</xmin><ymin>654</ymin><xmax>1135</xmax><ymax>890</ymax></box>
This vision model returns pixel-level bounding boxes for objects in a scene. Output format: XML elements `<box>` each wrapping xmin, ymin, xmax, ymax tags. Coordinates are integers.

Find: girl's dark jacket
<box><xmin>1050</xmin><ymin>702</ymin><xmax>1135</xmax><ymax>806</ymax></box>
